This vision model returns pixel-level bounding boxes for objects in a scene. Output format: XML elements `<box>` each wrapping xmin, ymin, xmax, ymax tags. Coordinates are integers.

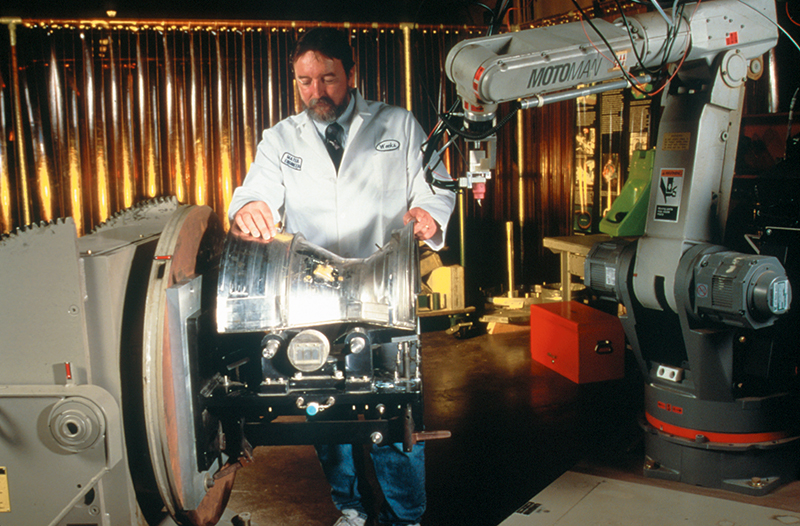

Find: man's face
<box><xmin>294</xmin><ymin>50</ymin><xmax>353</xmax><ymax>123</ymax></box>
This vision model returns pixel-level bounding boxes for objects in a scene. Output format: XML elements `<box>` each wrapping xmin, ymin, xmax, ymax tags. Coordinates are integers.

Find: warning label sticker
<box><xmin>662</xmin><ymin>132</ymin><xmax>691</xmax><ymax>151</ymax></box>
<box><xmin>655</xmin><ymin>168</ymin><xmax>683</xmax><ymax>222</ymax></box>
<box><xmin>0</xmin><ymin>466</ymin><xmax>9</xmax><ymax>512</ymax></box>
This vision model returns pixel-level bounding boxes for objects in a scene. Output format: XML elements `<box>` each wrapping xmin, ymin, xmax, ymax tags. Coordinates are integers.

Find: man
<box><xmin>228</xmin><ymin>27</ymin><xmax>455</xmax><ymax>526</ymax></box>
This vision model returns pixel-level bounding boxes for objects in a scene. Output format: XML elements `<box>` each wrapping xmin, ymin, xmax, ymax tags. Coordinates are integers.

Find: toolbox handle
<box><xmin>595</xmin><ymin>340</ymin><xmax>614</xmax><ymax>355</ymax></box>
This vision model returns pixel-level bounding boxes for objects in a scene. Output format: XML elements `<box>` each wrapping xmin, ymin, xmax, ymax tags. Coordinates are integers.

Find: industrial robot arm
<box><xmin>447</xmin><ymin>0</ymin><xmax>800</xmax><ymax>495</ymax></box>
<box><xmin>438</xmin><ymin>0</ymin><xmax>778</xmax><ymax>206</ymax></box>
<box><xmin>445</xmin><ymin>0</ymin><xmax>777</xmax><ymax>128</ymax></box>
<box><xmin>445</xmin><ymin>0</ymin><xmax>790</xmax><ymax>316</ymax></box>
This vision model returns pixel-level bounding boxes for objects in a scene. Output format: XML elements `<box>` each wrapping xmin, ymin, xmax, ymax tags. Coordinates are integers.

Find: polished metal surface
<box><xmin>216</xmin><ymin>222</ymin><xmax>418</xmax><ymax>333</ymax></box>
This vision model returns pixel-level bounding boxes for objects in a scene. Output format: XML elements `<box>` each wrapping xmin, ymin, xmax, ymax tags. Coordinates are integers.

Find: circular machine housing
<box><xmin>141</xmin><ymin>204</ymin><xmax>232</xmax><ymax>525</ymax></box>
<box><xmin>0</xmin><ymin>199</ymin><xmax>235</xmax><ymax>526</ymax></box>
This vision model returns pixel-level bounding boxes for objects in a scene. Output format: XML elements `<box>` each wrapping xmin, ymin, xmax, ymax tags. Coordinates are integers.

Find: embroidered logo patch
<box><xmin>281</xmin><ymin>152</ymin><xmax>302</xmax><ymax>170</ymax></box>
<box><xmin>376</xmin><ymin>139</ymin><xmax>400</xmax><ymax>152</ymax></box>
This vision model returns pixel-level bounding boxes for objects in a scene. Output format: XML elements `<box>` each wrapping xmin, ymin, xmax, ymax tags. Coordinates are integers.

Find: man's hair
<box><xmin>292</xmin><ymin>27</ymin><xmax>355</xmax><ymax>75</ymax></box>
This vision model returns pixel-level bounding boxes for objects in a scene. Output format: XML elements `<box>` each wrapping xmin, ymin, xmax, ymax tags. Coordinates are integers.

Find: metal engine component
<box><xmin>205</xmin><ymin>222</ymin><xmax>448</xmax><ymax>454</ymax></box>
<box><xmin>216</xmin><ymin>224</ymin><xmax>418</xmax><ymax>333</ymax></box>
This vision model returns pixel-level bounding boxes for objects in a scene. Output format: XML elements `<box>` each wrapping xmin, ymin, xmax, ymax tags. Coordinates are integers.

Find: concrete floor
<box><xmin>223</xmin><ymin>328</ymin><xmax>800</xmax><ymax>526</ymax></box>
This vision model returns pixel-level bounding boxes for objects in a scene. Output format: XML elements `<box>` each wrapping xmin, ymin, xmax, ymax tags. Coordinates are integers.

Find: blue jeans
<box><xmin>315</xmin><ymin>442</ymin><xmax>426</xmax><ymax>525</ymax></box>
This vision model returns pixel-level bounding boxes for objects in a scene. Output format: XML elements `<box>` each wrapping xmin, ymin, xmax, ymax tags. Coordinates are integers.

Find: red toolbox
<box><xmin>530</xmin><ymin>301</ymin><xmax>625</xmax><ymax>384</ymax></box>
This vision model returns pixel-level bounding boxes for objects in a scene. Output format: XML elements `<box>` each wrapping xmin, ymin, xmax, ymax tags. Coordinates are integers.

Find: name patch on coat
<box><xmin>376</xmin><ymin>139</ymin><xmax>400</xmax><ymax>152</ymax></box>
<box><xmin>281</xmin><ymin>152</ymin><xmax>302</xmax><ymax>170</ymax></box>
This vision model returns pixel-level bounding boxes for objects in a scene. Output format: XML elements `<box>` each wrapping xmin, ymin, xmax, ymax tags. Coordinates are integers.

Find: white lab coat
<box><xmin>229</xmin><ymin>90</ymin><xmax>455</xmax><ymax>259</ymax></box>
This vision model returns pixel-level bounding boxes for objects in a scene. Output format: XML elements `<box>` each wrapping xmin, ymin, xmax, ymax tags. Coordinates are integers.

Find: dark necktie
<box><xmin>325</xmin><ymin>122</ymin><xmax>344</xmax><ymax>170</ymax></box>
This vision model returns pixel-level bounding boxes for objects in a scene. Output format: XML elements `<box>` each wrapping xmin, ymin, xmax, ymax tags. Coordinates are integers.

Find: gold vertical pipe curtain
<box><xmin>6</xmin><ymin>20</ymin><xmax>32</xmax><ymax>228</ymax></box>
<box><xmin>0</xmin><ymin>19</ymin><xmax>485</xmax><ymax>236</ymax></box>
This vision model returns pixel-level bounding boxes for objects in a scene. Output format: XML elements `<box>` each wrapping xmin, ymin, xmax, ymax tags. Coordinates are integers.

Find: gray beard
<box><xmin>305</xmin><ymin>95</ymin><xmax>348</xmax><ymax>123</ymax></box>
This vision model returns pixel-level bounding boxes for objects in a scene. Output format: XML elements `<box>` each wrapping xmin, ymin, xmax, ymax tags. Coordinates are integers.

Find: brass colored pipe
<box><xmin>163</xmin><ymin>30</ymin><xmax>185</xmax><ymax>203</ymax></box>
<box><xmin>136</xmin><ymin>32</ymin><xmax>158</xmax><ymax>199</ymax></box>
<box><xmin>4</xmin><ymin>18</ymin><xmax>32</xmax><ymax>226</ymax></box>
<box><xmin>81</xmin><ymin>29</ymin><xmax>110</xmax><ymax>223</ymax></box>
<box><xmin>401</xmin><ymin>23</ymin><xmax>412</xmax><ymax>112</ymax></box>
<box><xmin>516</xmin><ymin>108</ymin><xmax>525</xmax><ymax>280</ymax></box>
<box><xmin>28</xmin><ymin>74</ymin><xmax>54</xmax><ymax>223</ymax></box>
<box><xmin>109</xmin><ymin>32</ymin><xmax>135</xmax><ymax>210</ymax></box>
<box><xmin>66</xmin><ymin>57</ymin><xmax>84</xmax><ymax>234</ymax></box>
<box><xmin>189</xmin><ymin>33</ymin><xmax>207</xmax><ymax>206</ymax></box>
<box><xmin>215</xmin><ymin>32</ymin><xmax>232</xmax><ymax>214</ymax></box>
<box><xmin>506</xmin><ymin>221</ymin><xmax>515</xmax><ymax>297</ymax></box>
<box><xmin>0</xmin><ymin>81</ymin><xmax>11</xmax><ymax>232</ymax></box>
<box><xmin>122</xmin><ymin>55</ymin><xmax>136</xmax><ymax>210</ymax></box>
<box><xmin>458</xmin><ymin>190</ymin><xmax>466</xmax><ymax>269</ymax></box>
<box><xmin>267</xmin><ymin>29</ymin><xmax>276</xmax><ymax>127</ymax></box>
<box><xmin>238</xmin><ymin>33</ymin><xmax>253</xmax><ymax>224</ymax></box>
<box><xmin>517</xmin><ymin>109</ymin><xmax>525</xmax><ymax>227</ymax></box>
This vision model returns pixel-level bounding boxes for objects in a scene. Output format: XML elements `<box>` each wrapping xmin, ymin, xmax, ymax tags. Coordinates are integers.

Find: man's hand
<box><xmin>232</xmin><ymin>201</ymin><xmax>277</xmax><ymax>240</ymax></box>
<box><xmin>403</xmin><ymin>207</ymin><xmax>439</xmax><ymax>241</ymax></box>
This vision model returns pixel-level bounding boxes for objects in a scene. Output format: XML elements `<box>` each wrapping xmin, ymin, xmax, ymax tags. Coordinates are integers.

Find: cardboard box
<box><xmin>530</xmin><ymin>301</ymin><xmax>625</xmax><ymax>384</ymax></box>
<box><xmin>426</xmin><ymin>265</ymin><xmax>465</xmax><ymax>310</ymax></box>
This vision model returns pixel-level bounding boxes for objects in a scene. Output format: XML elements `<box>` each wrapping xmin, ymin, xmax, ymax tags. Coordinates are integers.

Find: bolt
<box><xmin>350</xmin><ymin>336</ymin><xmax>367</xmax><ymax>354</ymax></box>
<box><xmin>204</xmin><ymin>472</ymin><xmax>215</xmax><ymax>491</ymax></box>
<box><xmin>263</xmin><ymin>339</ymin><xmax>280</xmax><ymax>359</ymax></box>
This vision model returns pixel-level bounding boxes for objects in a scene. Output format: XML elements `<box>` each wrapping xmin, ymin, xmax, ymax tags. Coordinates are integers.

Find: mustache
<box><xmin>305</xmin><ymin>95</ymin><xmax>339</xmax><ymax>123</ymax></box>
<box><xmin>309</xmin><ymin>96</ymin><xmax>335</xmax><ymax>108</ymax></box>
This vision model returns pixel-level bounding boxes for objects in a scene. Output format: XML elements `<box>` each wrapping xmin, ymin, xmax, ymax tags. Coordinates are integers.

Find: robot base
<box><xmin>641</xmin><ymin>419</ymin><xmax>800</xmax><ymax>496</ymax></box>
